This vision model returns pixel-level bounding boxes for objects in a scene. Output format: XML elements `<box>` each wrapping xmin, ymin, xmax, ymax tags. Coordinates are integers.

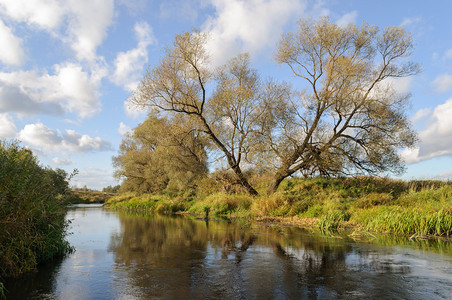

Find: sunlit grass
<box><xmin>105</xmin><ymin>177</ymin><xmax>452</xmax><ymax>237</ymax></box>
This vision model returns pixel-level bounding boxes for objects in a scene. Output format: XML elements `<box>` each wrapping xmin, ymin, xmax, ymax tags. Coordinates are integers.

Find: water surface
<box><xmin>4</xmin><ymin>205</ymin><xmax>452</xmax><ymax>299</ymax></box>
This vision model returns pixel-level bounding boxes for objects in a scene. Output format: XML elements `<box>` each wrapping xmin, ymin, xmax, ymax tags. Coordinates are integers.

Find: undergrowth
<box><xmin>105</xmin><ymin>176</ymin><xmax>452</xmax><ymax>237</ymax></box>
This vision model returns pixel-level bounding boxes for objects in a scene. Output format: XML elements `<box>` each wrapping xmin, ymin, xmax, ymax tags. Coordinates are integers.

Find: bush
<box><xmin>0</xmin><ymin>141</ymin><xmax>72</xmax><ymax>278</ymax></box>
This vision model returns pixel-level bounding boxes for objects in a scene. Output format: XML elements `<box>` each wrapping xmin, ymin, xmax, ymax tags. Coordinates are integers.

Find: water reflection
<box><xmin>4</xmin><ymin>207</ymin><xmax>452</xmax><ymax>299</ymax></box>
<box><xmin>108</xmin><ymin>212</ymin><xmax>452</xmax><ymax>299</ymax></box>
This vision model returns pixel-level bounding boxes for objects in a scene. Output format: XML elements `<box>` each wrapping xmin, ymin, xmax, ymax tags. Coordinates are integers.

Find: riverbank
<box><xmin>0</xmin><ymin>141</ymin><xmax>73</xmax><ymax>297</ymax></box>
<box><xmin>104</xmin><ymin>177</ymin><xmax>452</xmax><ymax>238</ymax></box>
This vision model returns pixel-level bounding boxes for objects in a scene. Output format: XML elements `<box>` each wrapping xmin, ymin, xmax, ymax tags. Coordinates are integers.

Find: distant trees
<box><xmin>102</xmin><ymin>185</ymin><xmax>121</xmax><ymax>193</ymax></box>
<box><xmin>118</xmin><ymin>17</ymin><xmax>419</xmax><ymax>195</ymax></box>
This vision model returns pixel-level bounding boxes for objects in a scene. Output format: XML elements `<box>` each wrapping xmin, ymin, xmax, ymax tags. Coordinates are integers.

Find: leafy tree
<box><xmin>262</xmin><ymin>17</ymin><xmax>419</xmax><ymax>193</ymax></box>
<box><xmin>131</xmin><ymin>33</ymin><xmax>272</xmax><ymax>195</ymax></box>
<box><xmin>102</xmin><ymin>185</ymin><xmax>121</xmax><ymax>193</ymax></box>
<box><xmin>113</xmin><ymin>114</ymin><xmax>208</xmax><ymax>193</ymax></box>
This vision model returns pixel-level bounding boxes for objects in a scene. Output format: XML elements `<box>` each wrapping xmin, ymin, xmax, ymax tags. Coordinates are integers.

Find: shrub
<box><xmin>0</xmin><ymin>141</ymin><xmax>72</xmax><ymax>278</ymax></box>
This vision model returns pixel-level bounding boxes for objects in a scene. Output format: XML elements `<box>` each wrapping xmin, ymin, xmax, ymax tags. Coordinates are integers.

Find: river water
<box><xmin>4</xmin><ymin>204</ymin><xmax>452</xmax><ymax>299</ymax></box>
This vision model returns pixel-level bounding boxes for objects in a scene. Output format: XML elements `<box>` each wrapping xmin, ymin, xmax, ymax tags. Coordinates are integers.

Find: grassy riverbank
<box><xmin>105</xmin><ymin>177</ymin><xmax>452</xmax><ymax>238</ymax></box>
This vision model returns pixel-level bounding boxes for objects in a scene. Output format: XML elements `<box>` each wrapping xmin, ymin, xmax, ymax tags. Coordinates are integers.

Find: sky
<box><xmin>0</xmin><ymin>0</ymin><xmax>451</xmax><ymax>190</ymax></box>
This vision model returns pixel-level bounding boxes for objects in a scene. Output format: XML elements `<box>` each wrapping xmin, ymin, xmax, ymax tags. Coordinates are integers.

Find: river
<box><xmin>4</xmin><ymin>204</ymin><xmax>452</xmax><ymax>299</ymax></box>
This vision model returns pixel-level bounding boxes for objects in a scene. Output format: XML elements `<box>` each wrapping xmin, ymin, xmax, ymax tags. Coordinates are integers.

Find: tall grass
<box><xmin>106</xmin><ymin>176</ymin><xmax>452</xmax><ymax>237</ymax></box>
<box><xmin>0</xmin><ymin>141</ymin><xmax>73</xmax><ymax>280</ymax></box>
<box><xmin>351</xmin><ymin>207</ymin><xmax>452</xmax><ymax>236</ymax></box>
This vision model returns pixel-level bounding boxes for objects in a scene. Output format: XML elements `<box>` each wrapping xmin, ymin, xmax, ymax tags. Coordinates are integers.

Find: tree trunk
<box><xmin>233</xmin><ymin>165</ymin><xmax>258</xmax><ymax>195</ymax></box>
<box><xmin>267</xmin><ymin>172</ymin><xmax>286</xmax><ymax>195</ymax></box>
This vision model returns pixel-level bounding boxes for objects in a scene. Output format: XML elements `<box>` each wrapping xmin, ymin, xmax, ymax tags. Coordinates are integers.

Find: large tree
<box><xmin>113</xmin><ymin>115</ymin><xmax>208</xmax><ymax>193</ymax></box>
<box><xmin>263</xmin><ymin>17</ymin><xmax>419</xmax><ymax>193</ymax></box>
<box><xmin>131</xmin><ymin>33</ymin><xmax>271</xmax><ymax>195</ymax></box>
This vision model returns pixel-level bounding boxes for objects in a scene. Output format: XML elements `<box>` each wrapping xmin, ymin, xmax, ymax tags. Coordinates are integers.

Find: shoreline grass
<box><xmin>104</xmin><ymin>177</ymin><xmax>452</xmax><ymax>238</ymax></box>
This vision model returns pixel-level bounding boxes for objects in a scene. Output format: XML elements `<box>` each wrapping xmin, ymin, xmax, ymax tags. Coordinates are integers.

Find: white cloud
<box><xmin>0</xmin><ymin>62</ymin><xmax>103</xmax><ymax>117</ymax></box>
<box><xmin>111</xmin><ymin>22</ymin><xmax>155</xmax><ymax>91</ymax></box>
<box><xmin>52</xmin><ymin>157</ymin><xmax>73</xmax><ymax>166</ymax></box>
<box><xmin>0</xmin><ymin>0</ymin><xmax>114</xmax><ymax>62</ymax></box>
<box><xmin>65</xmin><ymin>0</ymin><xmax>115</xmax><ymax>62</ymax></box>
<box><xmin>18</xmin><ymin>122</ymin><xmax>112</xmax><ymax>153</ymax></box>
<box><xmin>118</xmin><ymin>122</ymin><xmax>131</xmax><ymax>136</ymax></box>
<box><xmin>336</xmin><ymin>10</ymin><xmax>357</xmax><ymax>27</ymax></box>
<box><xmin>124</xmin><ymin>96</ymin><xmax>148</xmax><ymax>119</ymax></box>
<box><xmin>0</xmin><ymin>113</ymin><xmax>16</xmax><ymax>138</ymax></box>
<box><xmin>401</xmin><ymin>98</ymin><xmax>452</xmax><ymax>164</ymax></box>
<box><xmin>19</xmin><ymin>123</ymin><xmax>63</xmax><ymax>147</ymax></box>
<box><xmin>0</xmin><ymin>19</ymin><xmax>24</xmax><ymax>65</ymax></box>
<box><xmin>435</xmin><ymin>171</ymin><xmax>452</xmax><ymax>180</ymax></box>
<box><xmin>411</xmin><ymin>108</ymin><xmax>431</xmax><ymax>122</ymax></box>
<box><xmin>400</xmin><ymin>17</ymin><xmax>422</xmax><ymax>27</ymax></box>
<box><xmin>201</xmin><ymin>0</ymin><xmax>306</xmax><ymax>66</ymax></box>
<box><xmin>62</xmin><ymin>129</ymin><xmax>112</xmax><ymax>152</ymax></box>
<box><xmin>432</xmin><ymin>74</ymin><xmax>452</xmax><ymax>93</ymax></box>
<box><xmin>0</xmin><ymin>0</ymin><xmax>64</xmax><ymax>29</ymax></box>
<box><xmin>370</xmin><ymin>77</ymin><xmax>413</xmax><ymax>99</ymax></box>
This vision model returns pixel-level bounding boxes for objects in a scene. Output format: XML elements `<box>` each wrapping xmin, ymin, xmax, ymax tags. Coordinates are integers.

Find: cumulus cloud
<box><xmin>65</xmin><ymin>0</ymin><xmax>114</xmax><ymax>62</ymax></box>
<box><xmin>336</xmin><ymin>10</ymin><xmax>357</xmax><ymax>27</ymax></box>
<box><xmin>18</xmin><ymin>122</ymin><xmax>112</xmax><ymax>153</ymax></box>
<box><xmin>0</xmin><ymin>62</ymin><xmax>103</xmax><ymax>117</ymax></box>
<box><xmin>0</xmin><ymin>0</ymin><xmax>64</xmax><ymax>29</ymax></box>
<box><xmin>410</xmin><ymin>108</ymin><xmax>431</xmax><ymax>122</ymax></box>
<box><xmin>431</xmin><ymin>74</ymin><xmax>452</xmax><ymax>93</ymax></box>
<box><xmin>52</xmin><ymin>157</ymin><xmax>73</xmax><ymax>166</ymax></box>
<box><xmin>118</xmin><ymin>122</ymin><xmax>131</xmax><ymax>136</ymax></box>
<box><xmin>0</xmin><ymin>0</ymin><xmax>114</xmax><ymax>62</ymax></box>
<box><xmin>401</xmin><ymin>98</ymin><xmax>452</xmax><ymax>164</ymax></box>
<box><xmin>111</xmin><ymin>22</ymin><xmax>155</xmax><ymax>91</ymax></box>
<box><xmin>0</xmin><ymin>113</ymin><xmax>16</xmax><ymax>138</ymax></box>
<box><xmin>0</xmin><ymin>19</ymin><xmax>24</xmax><ymax>65</ymax></box>
<box><xmin>201</xmin><ymin>0</ymin><xmax>306</xmax><ymax>66</ymax></box>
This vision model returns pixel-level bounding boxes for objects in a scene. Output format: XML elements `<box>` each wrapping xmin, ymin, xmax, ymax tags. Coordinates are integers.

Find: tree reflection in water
<box><xmin>107</xmin><ymin>212</ymin><xmax>451</xmax><ymax>299</ymax></box>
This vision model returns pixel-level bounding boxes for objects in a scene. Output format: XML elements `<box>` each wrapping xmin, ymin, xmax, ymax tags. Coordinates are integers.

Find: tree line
<box><xmin>114</xmin><ymin>17</ymin><xmax>419</xmax><ymax>196</ymax></box>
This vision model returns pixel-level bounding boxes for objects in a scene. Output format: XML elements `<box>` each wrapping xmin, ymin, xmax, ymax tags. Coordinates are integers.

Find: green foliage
<box><xmin>350</xmin><ymin>206</ymin><xmax>452</xmax><ymax>236</ymax></box>
<box><xmin>189</xmin><ymin>193</ymin><xmax>253</xmax><ymax>216</ymax></box>
<box><xmin>0</xmin><ymin>140</ymin><xmax>72</xmax><ymax>279</ymax></box>
<box><xmin>319</xmin><ymin>210</ymin><xmax>350</xmax><ymax>231</ymax></box>
<box><xmin>66</xmin><ymin>190</ymin><xmax>116</xmax><ymax>204</ymax></box>
<box><xmin>106</xmin><ymin>176</ymin><xmax>451</xmax><ymax>237</ymax></box>
<box><xmin>102</xmin><ymin>185</ymin><xmax>120</xmax><ymax>193</ymax></box>
<box><xmin>105</xmin><ymin>191</ymin><xmax>192</xmax><ymax>214</ymax></box>
<box><xmin>113</xmin><ymin>114</ymin><xmax>208</xmax><ymax>194</ymax></box>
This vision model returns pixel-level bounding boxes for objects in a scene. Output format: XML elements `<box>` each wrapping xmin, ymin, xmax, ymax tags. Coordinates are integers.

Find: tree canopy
<box><xmin>119</xmin><ymin>17</ymin><xmax>419</xmax><ymax>195</ymax></box>
<box><xmin>113</xmin><ymin>114</ymin><xmax>208</xmax><ymax>193</ymax></box>
<box><xmin>263</xmin><ymin>17</ymin><xmax>419</xmax><ymax>192</ymax></box>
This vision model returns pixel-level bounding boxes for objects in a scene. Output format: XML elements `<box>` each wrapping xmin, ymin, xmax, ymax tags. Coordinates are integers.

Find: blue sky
<box><xmin>0</xmin><ymin>0</ymin><xmax>451</xmax><ymax>190</ymax></box>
